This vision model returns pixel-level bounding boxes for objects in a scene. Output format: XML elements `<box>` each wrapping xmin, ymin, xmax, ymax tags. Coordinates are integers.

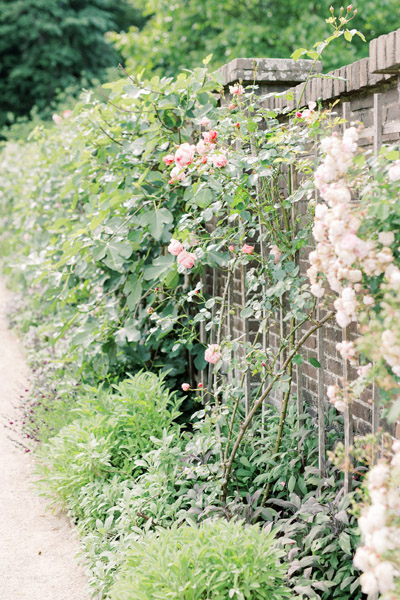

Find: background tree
<box><xmin>110</xmin><ymin>0</ymin><xmax>400</xmax><ymax>76</ymax></box>
<box><xmin>0</xmin><ymin>0</ymin><xmax>145</xmax><ymax>128</ymax></box>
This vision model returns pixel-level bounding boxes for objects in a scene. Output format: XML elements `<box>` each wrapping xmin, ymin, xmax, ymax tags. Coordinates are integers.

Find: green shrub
<box><xmin>38</xmin><ymin>371</ymin><xmax>181</xmax><ymax>505</ymax></box>
<box><xmin>109</xmin><ymin>519</ymin><xmax>290</xmax><ymax>600</ymax></box>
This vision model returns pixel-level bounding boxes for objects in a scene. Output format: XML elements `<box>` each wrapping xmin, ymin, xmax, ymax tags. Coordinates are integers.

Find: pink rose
<box><xmin>269</xmin><ymin>244</ymin><xmax>282</xmax><ymax>264</ymax></box>
<box><xmin>229</xmin><ymin>83</ymin><xmax>244</xmax><ymax>96</ymax></box>
<box><xmin>177</xmin><ymin>250</ymin><xmax>196</xmax><ymax>269</ymax></box>
<box><xmin>228</xmin><ymin>103</ymin><xmax>236</xmax><ymax>110</ymax></box>
<box><xmin>242</xmin><ymin>244</ymin><xmax>254</xmax><ymax>255</ymax></box>
<box><xmin>212</xmin><ymin>154</ymin><xmax>228</xmax><ymax>168</ymax></box>
<box><xmin>169</xmin><ymin>166</ymin><xmax>186</xmax><ymax>184</ymax></box>
<box><xmin>229</xmin><ymin>245</ymin><xmax>235</xmax><ymax>252</ymax></box>
<box><xmin>175</xmin><ymin>143</ymin><xmax>196</xmax><ymax>167</ymax></box>
<box><xmin>202</xmin><ymin>130</ymin><xmax>217</xmax><ymax>143</ymax></box>
<box><xmin>52</xmin><ymin>114</ymin><xmax>63</xmax><ymax>124</ymax></box>
<box><xmin>196</xmin><ymin>139</ymin><xmax>208</xmax><ymax>156</ymax></box>
<box><xmin>146</xmin><ymin>307</ymin><xmax>154</xmax><ymax>314</ymax></box>
<box><xmin>204</xmin><ymin>344</ymin><xmax>222</xmax><ymax>364</ymax></box>
<box><xmin>168</xmin><ymin>238</ymin><xmax>184</xmax><ymax>255</ymax></box>
<box><xmin>181</xmin><ymin>383</ymin><xmax>190</xmax><ymax>391</ymax></box>
<box><xmin>163</xmin><ymin>154</ymin><xmax>175</xmax><ymax>166</ymax></box>
<box><xmin>200</xmin><ymin>116</ymin><xmax>211</xmax><ymax>126</ymax></box>
<box><xmin>62</xmin><ymin>110</ymin><xmax>72</xmax><ymax>119</ymax></box>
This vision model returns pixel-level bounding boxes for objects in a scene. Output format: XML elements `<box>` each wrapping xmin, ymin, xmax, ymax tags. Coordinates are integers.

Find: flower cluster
<box><xmin>163</xmin><ymin>131</ymin><xmax>228</xmax><ymax>184</ymax></box>
<box><xmin>309</xmin><ymin>129</ymin><xmax>397</xmax><ymax>330</ymax></box>
<box><xmin>354</xmin><ymin>442</ymin><xmax>400</xmax><ymax>598</ymax></box>
<box><xmin>295</xmin><ymin>101</ymin><xmax>318</xmax><ymax>123</ymax></box>
<box><xmin>168</xmin><ymin>238</ymin><xmax>196</xmax><ymax>269</ymax></box>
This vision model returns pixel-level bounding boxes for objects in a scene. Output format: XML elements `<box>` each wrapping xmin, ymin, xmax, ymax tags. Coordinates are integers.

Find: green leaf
<box><xmin>163</xmin><ymin>269</ymin><xmax>179</xmax><ymax>288</ymax></box>
<box><xmin>291</xmin><ymin>48</ymin><xmax>307</xmax><ymax>61</ymax></box>
<box><xmin>344</xmin><ymin>30</ymin><xmax>353</xmax><ymax>42</ymax></box>
<box><xmin>124</xmin><ymin>276</ymin><xmax>142</xmax><ymax>310</ymax></box>
<box><xmin>309</xmin><ymin>357</ymin><xmax>321</xmax><ymax>368</ymax></box>
<box><xmin>103</xmin><ymin>240</ymin><xmax>133</xmax><ymax>271</ymax></box>
<box><xmin>143</xmin><ymin>255</ymin><xmax>175</xmax><ymax>281</ymax></box>
<box><xmin>195</xmin><ymin>188</ymin><xmax>213</xmax><ymax>208</ymax></box>
<box><xmin>142</xmin><ymin>208</ymin><xmax>174</xmax><ymax>240</ymax></box>
<box><xmin>292</xmin><ymin>354</ymin><xmax>304</xmax><ymax>365</ymax></box>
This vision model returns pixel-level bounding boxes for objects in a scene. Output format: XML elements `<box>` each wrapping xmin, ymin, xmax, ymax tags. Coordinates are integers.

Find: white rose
<box><xmin>388</xmin><ymin>160</ymin><xmax>400</xmax><ymax>182</ymax></box>
<box><xmin>375</xmin><ymin>561</ymin><xmax>395</xmax><ymax>594</ymax></box>
<box><xmin>368</xmin><ymin>463</ymin><xmax>389</xmax><ymax>489</ymax></box>
<box><xmin>378</xmin><ymin>231</ymin><xmax>395</xmax><ymax>246</ymax></box>
<box><xmin>353</xmin><ymin>547</ymin><xmax>372</xmax><ymax>571</ymax></box>
<box><xmin>360</xmin><ymin>571</ymin><xmax>379</xmax><ymax>596</ymax></box>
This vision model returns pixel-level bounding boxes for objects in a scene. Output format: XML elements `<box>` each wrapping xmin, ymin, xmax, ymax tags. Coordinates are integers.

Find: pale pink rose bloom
<box><xmin>327</xmin><ymin>385</ymin><xmax>338</xmax><ymax>402</ymax></box>
<box><xmin>336</xmin><ymin>340</ymin><xmax>356</xmax><ymax>361</ymax></box>
<box><xmin>196</xmin><ymin>139</ymin><xmax>208</xmax><ymax>156</ymax></box>
<box><xmin>347</xmin><ymin>269</ymin><xmax>362</xmax><ymax>283</ymax></box>
<box><xmin>23</xmin><ymin>233</ymin><xmax>29</xmax><ymax>241</ymax></box>
<box><xmin>336</xmin><ymin>310</ymin><xmax>351</xmax><ymax>328</ymax></box>
<box><xmin>308</xmin><ymin>101</ymin><xmax>317</xmax><ymax>110</ymax></box>
<box><xmin>368</xmin><ymin>463</ymin><xmax>389</xmax><ymax>489</ymax></box>
<box><xmin>241</xmin><ymin>244</ymin><xmax>254</xmax><ymax>255</ymax></box>
<box><xmin>388</xmin><ymin>160</ymin><xmax>400</xmax><ymax>182</ymax></box>
<box><xmin>202</xmin><ymin>130</ymin><xmax>217</xmax><ymax>143</ymax></box>
<box><xmin>229</xmin><ymin>245</ymin><xmax>235</xmax><ymax>252</ymax></box>
<box><xmin>168</xmin><ymin>239</ymin><xmax>184</xmax><ymax>255</ymax></box>
<box><xmin>229</xmin><ymin>83</ymin><xmax>244</xmax><ymax>95</ymax></box>
<box><xmin>360</xmin><ymin>572</ymin><xmax>379</xmax><ymax>596</ymax></box>
<box><xmin>181</xmin><ymin>383</ymin><xmax>190</xmax><ymax>391</ymax></box>
<box><xmin>315</xmin><ymin>204</ymin><xmax>328</xmax><ymax>219</ymax></box>
<box><xmin>357</xmin><ymin>364</ymin><xmax>372</xmax><ymax>377</ymax></box>
<box><xmin>62</xmin><ymin>110</ymin><xmax>72</xmax><ymax>118</ymax></box>
<box><xmin>177</xmin><ymin>250</ymin><xmax>196</xmax><ymax>269</ymax></box>
<box><xmin>175</xmin><ymin>143</ymin><xmax>196</xmax><ymax>167</ymax></box>
<box><xmin>211</xmin><ymin>154</ymin><xmax>228</xmax><ymax>168</ymax></box>
<box><xmin>375</xmin><ymin>562</ymin><xmax>395</xmax><ymax>594</ymax></box>
<box><xmin>353</xmin><ymin>547</ymin><xmax>373</xmax><ymax>572</ymax></box>
<box><xmin>378</xmin><ymin>231</ymin><xmax>395</xmax><ymax>246</ymax></box>
<box><xmin>204</xmin><ymin>344</ymin><xmax>222</xmax><ymax>364</ymax></box>
<box><xmin>52</xmin><ymin>114</ymin><xmax>63</xmax><ymax>124</ymax></box>
<box><xmin>169</xmin><ymin>166</ymin><xmax>186</xmax><ymax>184</ymax></box>
<box><xmin>200</xmin><ymin>116</ymin><xmax>211</xmax><ymax>126</ymax></box>
<box><xmin>163</xmin><ymin>154</ymin><xmax>175</xmax><ymax>165</ymax></box>
<box><xmin>269</xmin><ymin>245</ymin><xmax>282</xmax><ymax>264</ymax></box>
<box><xmin>310</xmin><ymin>283</ymin><xmax>325</xmax><ymax>298</ymax></box>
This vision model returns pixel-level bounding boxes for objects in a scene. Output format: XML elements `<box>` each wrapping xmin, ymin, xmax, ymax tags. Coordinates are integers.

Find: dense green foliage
<box><xmin>0</xmin><ymin>13</ymin><xmax>379</xmax><ymax>598</ymax></box>
<box><xmin>109</xmin><ymin>520</ymin><xmax>290</xmax><ymax>600</ymax></box>
<box><xmin>0</xmin><ymin>0</ymin><xmax>144</xmax><ymax>128</ymax></box>
<box><xmin>111</xmin><ymin>0</ymin><xmax>400</xmax><ymax>76</ymax></box>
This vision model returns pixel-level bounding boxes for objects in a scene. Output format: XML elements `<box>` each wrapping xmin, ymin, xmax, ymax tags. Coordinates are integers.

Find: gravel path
<box><xmin>0</xmin><ymin>278</ymin><xmax>91</xmax><ymax>600</ymax></box>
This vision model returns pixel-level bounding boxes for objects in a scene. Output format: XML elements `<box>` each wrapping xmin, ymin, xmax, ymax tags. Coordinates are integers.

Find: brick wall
<box><xmin>206</xmin><ymin>29</ymin><xmax>400</xmax><ymax>436</ymax></box>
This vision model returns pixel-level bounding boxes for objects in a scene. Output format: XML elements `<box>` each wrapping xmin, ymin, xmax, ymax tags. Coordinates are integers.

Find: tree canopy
<box><xmin>111</xmin><ymin>0</ymin><xmax>400</xmax><ymax>76</ymax></box>
<box><xmin>0</xmin><ymin>0</ymin><xmax>143</xmax><ymax>127</ymax></box>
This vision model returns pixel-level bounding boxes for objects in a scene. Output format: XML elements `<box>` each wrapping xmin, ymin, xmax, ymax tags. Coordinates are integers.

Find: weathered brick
<box><xmin>370</xmin><ymin>37</ymin><xmax>378</xmax><ymax>73</ymax></box>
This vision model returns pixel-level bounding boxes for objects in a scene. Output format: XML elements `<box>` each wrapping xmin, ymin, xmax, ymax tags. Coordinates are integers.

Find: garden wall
<box><xmin>211</xmin><ymin>28</ymin><xmax>400</xmax><ymax>438</ymax></box>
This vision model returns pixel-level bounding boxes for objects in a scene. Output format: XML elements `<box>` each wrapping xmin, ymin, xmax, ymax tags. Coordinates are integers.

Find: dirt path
<box><xmin>0</xmin><ymin>278</ymin><xmax>91</xmax><ymax>600</ymax></box>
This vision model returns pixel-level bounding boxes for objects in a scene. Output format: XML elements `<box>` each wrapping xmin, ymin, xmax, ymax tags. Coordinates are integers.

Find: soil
<box><xmin>0</xmin><ymin>278</ymin><xmax>91</xmax><ymax>600</ymax></box>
